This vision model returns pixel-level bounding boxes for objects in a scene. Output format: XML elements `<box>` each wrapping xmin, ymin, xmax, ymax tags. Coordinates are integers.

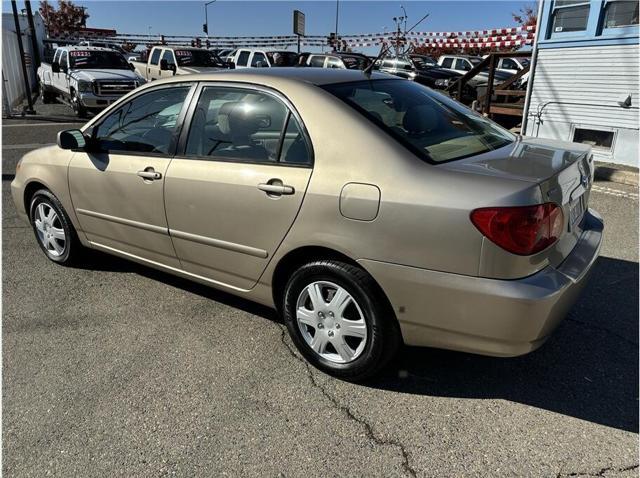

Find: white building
<box><xmin>524</xmin><ymin>0</ymin><xmax>639</xmax><ymax>167</ymax></box>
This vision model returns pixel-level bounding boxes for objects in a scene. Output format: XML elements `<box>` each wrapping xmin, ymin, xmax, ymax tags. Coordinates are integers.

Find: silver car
<box><xmin>11</xmin><ymin>69</ymin><xmax>603</xmax><ymax>381</ymax></box>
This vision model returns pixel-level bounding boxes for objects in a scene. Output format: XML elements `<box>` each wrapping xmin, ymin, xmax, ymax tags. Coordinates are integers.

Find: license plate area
<box><xmin>568</xmin><ymin>195</ymin><xmax>585</xmax><ymax>230</ymax></box>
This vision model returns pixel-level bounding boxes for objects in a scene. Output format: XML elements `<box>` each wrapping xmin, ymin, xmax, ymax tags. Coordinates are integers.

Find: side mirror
<box><xmin>57</xmin><ymin>129</ymin><xmax>87</xmax><ymax>150</ymax></box>
<box><xmin>160</xmin><ymin>59</ymin><xmax>169</xmax><ymax>70</ymax></box>
<box><xmin>51</xmin><ymin>61</ymin><xmax>60</xmax><ymax>73</ymax></box>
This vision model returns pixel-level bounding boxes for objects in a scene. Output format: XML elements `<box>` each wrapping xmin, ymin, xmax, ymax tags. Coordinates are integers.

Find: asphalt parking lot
<box><xmin>2</xmin><ymin>101</ymin><xmax>639</xmax><ymax>477</ymax></box>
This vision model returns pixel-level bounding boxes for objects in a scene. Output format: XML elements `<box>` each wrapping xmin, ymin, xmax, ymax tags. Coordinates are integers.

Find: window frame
<box><xmin>548</xmin><ymin>0</ymin><xmax>592</xmax><ymax>38</ymax></box>
<box><xmin>87</xmin><ymin>82</ymin><xmax>197</xmax><ymax>158</ymax></box>
<box><xmin>175</xmin><ymin>81</ymin><xmax>314</xmax><ymax>168</ymax></box>
<box><xmin>600</xmin><ymin>0</ymin><xmax>639</xmax><ymax>34</ymax></box>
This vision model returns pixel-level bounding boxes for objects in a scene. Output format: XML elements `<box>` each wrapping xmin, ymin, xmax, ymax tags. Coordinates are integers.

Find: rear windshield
<box><xmin>69</xmin><ymin>51</ymin><xmax>129</xmax><ymax>69</ymax></box>
<box><xmin>322</xmin><ymin>79</ymin><xmax>515</xmax><ymax>163</ymax></box>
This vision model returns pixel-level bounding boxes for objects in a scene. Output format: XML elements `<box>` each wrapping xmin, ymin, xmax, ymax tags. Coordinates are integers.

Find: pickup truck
<box><xmin>130</xmin><ymin>46</ymin><xmax>231</xmax><ymax>81</ymax></box>
<box><xmin>38</xmin><ymin>46</ymin><xmax>145</xmax><ymax>118</ymax></box>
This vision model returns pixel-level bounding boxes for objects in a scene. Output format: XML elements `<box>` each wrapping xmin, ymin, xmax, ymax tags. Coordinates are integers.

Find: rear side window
<box><xmin>440</xmin><ymin>58</ymin><xmax>453</xmax><ymax>68</ymax></box>
<box><xmin>323</xmin><ymin>80</ymin><xmax>515</xmax><ymax>164</ymax></box>
<box><xmin>185</xmin><ymin>86</ymin><xmax>291</xmax><ymax>163</ymax></box>
<box><xmin>236</xmin><ymin>51</ymin><xmax>250</xmax><ymax>66</ymax></box>
<box><xmin>455</xmin><ymin>59</ymin><xmax>471</xmax><ymax>71</ymax></box>
<box><xmin>161</xmin><ymin>50</ymin><xmax>175</xmax><ymax>66</ymax></box>
<box><xmin>149</xmin><ymin>48</ymin><xmax>161</xmax><ymax>65</ymax></box>
<box><xmin>280</xmin><ymin>115</ymin><xmax>311</xmax><ymax>164</ymax></box>
<box><xmin>94</xmin><ymin>86</ymin><xmax>191</xmax><ymax>155</ymax></box>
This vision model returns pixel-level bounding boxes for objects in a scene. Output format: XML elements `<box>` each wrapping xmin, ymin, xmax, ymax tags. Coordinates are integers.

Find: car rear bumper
<box><xmin>359</xmin><ymin>209</ymin><xmax>603</xmax><ymax>357</ymax></box>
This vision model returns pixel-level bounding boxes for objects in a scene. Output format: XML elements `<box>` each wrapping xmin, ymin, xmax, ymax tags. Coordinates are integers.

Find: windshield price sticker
<box><xmin>175</xmin><ymin>51</ymin><xmax>193</xmax><ymax>57</ymax></box>
<box><xmin>70</xmin><ymin>51</ymin><xmax>92</xmax><ymax>57</ymax></box>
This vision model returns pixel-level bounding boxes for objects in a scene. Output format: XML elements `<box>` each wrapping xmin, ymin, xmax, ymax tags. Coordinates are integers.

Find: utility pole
<box><xmin>24</xmin><ymin>1</ymin><xmax>41</xmax><ymax>74</ymax></box>
<box><xmin>204</xmin><ymin>0</ymin><xmax>217</xmax><ymax>40</ymax></box>
<box><xmin>334</xmin><ymin>0</ymin><xmax>339</xmax><ymax>51</ymax></box>
<box><xmin>11</xmin><ymin>0</ymin><xmax>35</xmax><ymax>114</ymax></box>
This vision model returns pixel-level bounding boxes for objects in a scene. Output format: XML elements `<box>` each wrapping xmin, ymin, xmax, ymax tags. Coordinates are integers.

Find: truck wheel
<box><xmin>39</xmin><ymin>82</ymin><xmax>54</xmax><ymax>104</ymax></box>
<box><xmin>71</xmin><ymin>91</ymin><xmax>87</xmax><ymax>118</ymax></box>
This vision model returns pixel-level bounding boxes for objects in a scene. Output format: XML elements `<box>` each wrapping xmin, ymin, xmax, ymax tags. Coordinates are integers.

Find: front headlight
<box><xmin>77</xmin><ymin>81</ymin><xmax>93</xmax><ymax>93</ymax></box>
<box><xmin>135</xmin><ymin>77</ymin><xmax>146</xmax><ymax>86</ymax></box>
<box><xmin>435</xmin><ymin>78</ymin><xmax>450</xmax><ymax>87</ymax></box>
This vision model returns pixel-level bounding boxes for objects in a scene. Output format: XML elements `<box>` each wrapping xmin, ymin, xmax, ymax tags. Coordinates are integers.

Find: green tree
<box><xmin>39</xmin><ymin>0</ymin><xmax>89</xmax><ymax>35</ymax></box>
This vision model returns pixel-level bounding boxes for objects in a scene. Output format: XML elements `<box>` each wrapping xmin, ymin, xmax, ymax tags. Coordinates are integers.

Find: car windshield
<box><xmin>410</xmin><ymin>55</ymin><xmax>436</xmax><ymax>69</ymax></box>
<box><xmin>174</xmin><ymin>50</ymin><xmax>224</xmax><ymax>67</ymax></box>
<box><xmin>69</xmin><ymin>51</ymin><xmax>129</xmax><ymax>69</ymax></box>
<box><xmin>266</xmin><ymin>51</ymin><xmax>299</xmax><ymax>66</ymax></box>
<box><xmin>323</xmin><ymin>79</ymin><xmax>515</xmax><ymax>163</ymax></box>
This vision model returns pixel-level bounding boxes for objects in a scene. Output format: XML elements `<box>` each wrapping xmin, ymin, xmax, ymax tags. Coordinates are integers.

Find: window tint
<box><xmin>501</xmin><ymin>58</ymin><xmax>518</xmax><ymax>70</ymax></box>
<box><xmin>150</xmin><ymin>48</ymin><xmax>161</xmax><ymax>65</ymax></box>
<box><xmin>161</xmin><ymin>50</ymin><xmax>175</xmax><ymax>65</ymax></box>
<box><xmin>280</xmin><ymin>115</ymin><xmax>310</xmax><ymax>164</ymax></box>
<box><xmin>94</xmin><ymin>86</ymin><xmax>190</xmax><ymax>155</ymax></box>
<box><xmin>552</xmin><ymin>0</ymin><xmax>590</xmax><ymax>33</ymax></box>
<box><xmin>323</xmin><ymin>80</ymin><xmax>515</xmax><ymax>164</ymax></box>
<box><xmin>185</xmin><ymin>87</ymin><xmax>289</xmax><ymax>163</ymax></box>
<box><xmin>326</xmin><ymin>57</ymin><xmax>343</xmax><ymax>69</ymax></box>
<box><xmin>604</xmin><ymin>0</ymin><xmax>639</xmax><ymax>28</ymax></box>
<box><xmin>455</xmin><ymin>59</ymin><xmax>471</xmax><ymax>71</ymax></box>
<box><xmin>236</xmin><ymin>51</ymin><xmax>250</xmax><ymax>66</ymax></box>
<box><xmin>441</xmin><ymin>58</ymin><xmax>453</xmax><ymax>68</ymax></box>
<box><xmin>309</xmin><ymin>55</ymin><xmax>326</xmax><ymax>67</ymax></box>
<box><xmin>251</xmin><ymin>52</ymin><xmax>268</xmax><ymax>67</ymax></box>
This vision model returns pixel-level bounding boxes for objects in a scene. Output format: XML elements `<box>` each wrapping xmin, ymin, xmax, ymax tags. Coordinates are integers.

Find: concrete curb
<box><xmin>594</xmin><ymin>163</ymin><xmax>639</xmax><ymax>187</ymax></box>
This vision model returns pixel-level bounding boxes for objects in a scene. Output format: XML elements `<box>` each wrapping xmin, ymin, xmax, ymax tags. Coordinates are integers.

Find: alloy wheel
<box><xmin>34</xmin><ymin>202</ymin><xmax>66</xmax><ymax>257</ymax></box>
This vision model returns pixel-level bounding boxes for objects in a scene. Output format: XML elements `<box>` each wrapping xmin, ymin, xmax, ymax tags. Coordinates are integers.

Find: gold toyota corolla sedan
<box><xmin>11</xmin><ymin>68</ymin><xmax>603</xmax><ymax>381</ymax></box>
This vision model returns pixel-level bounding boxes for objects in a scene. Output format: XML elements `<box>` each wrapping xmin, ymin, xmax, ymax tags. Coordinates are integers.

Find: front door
<box><xmin>69</xmin><ymin>83</ymin><xmax>194</xmax><ymax>267</ymax></box>
<box><xmin>164</xmin><ymin>84</ymin><xmax>313</xmax><ymax>290</ymax></box>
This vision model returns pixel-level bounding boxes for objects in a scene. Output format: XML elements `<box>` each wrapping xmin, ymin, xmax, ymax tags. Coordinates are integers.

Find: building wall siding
<box><xmin>525</xmin><ymin>44</ymin><xmax>639</xmax><ymax>167</ymax></box>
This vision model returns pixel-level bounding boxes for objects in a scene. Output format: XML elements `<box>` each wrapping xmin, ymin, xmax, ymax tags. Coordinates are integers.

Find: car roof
<box><xmin>146</xmin><ymin>67</ymin><xmax>396</xmax><ymax>87</ymax></box>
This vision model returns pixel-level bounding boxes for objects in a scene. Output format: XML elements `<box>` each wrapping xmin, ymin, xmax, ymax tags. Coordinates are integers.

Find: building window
<box><xmin>573</xmin><ymin>127</ymin><xmax>615</xmax><ymax>151</ymax></box>
<box><xmin>551</xmin><ymin>0</ymin><xmax>591</xmax><ymax>33</ymax></box>
<box><xmin>603</xmin><ymin>0</ymin><xmax>639</xmax><ymax>28</ymax></box>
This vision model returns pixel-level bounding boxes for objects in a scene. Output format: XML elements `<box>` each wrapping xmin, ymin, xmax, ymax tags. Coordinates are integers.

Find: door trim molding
<box><xmin>169</xmin><ymin>228</ymin><xmax>269</xmax><ymax>259</ymax></box>
<box><xmin>76</xmin><ymin>208</ymin><xmax>168</xmax><ymax>235</ymax></box>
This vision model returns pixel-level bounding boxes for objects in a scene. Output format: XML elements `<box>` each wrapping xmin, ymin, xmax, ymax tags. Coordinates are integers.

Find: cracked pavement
<box><xmin>3</xmin><ymin>110</ymin><xmax>638</xmax><ymax>476</ymax></box>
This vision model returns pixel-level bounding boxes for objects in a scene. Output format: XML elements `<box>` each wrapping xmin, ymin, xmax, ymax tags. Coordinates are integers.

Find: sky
<box><xmin>4</xmin><ymin>0</ymin><xmax>530</xmax><ymax>54</ymax></box>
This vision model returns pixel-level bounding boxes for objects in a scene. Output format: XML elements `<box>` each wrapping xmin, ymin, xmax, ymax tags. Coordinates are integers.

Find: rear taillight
<box><xmin>470</xmin><ymin>203</ymin><xmax>564</xmax><ymax>256</ymax></box>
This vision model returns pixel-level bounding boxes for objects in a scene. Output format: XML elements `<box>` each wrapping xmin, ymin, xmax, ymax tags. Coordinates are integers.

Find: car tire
<box><xmin>71</xmin><ymin>91</ymin><xmax>87</xmax><ymax>118</ymax></box>
<box><xmin>39</xmin><ymin>82</ymin><xmax>55</xmax><ymax>104</ymax></box>
<box><xmin>283</xmin><ymin>260</ymin><xmax>401</xmax><ymax>382</ymax></box>
<box><xmin>29</xmin><ymin>189</ymin><xmax>83</xmax><ymax>265</ymax></box>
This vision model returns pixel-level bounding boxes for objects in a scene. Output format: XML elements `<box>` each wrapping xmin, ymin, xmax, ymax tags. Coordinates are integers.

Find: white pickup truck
<box><xmin>129</xmin><ymin>46</ymin><xmax>231</xmax><ymax>81</ymax></box>
<box><xmin>38</xmin><ymin>46</ymin><xmax>146</xmax><ymax>117</ymax></box>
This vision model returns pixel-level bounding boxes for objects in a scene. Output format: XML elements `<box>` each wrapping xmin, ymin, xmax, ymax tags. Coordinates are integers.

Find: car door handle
<box><xmin>137</xmin><ymin>169</ymin><xmax>162</xmax><ymax>180</ymax></box>
<box><xmin>258</xmin><ymin>182</ymin><xmax>295</xmax><ymax>196</ymax></box>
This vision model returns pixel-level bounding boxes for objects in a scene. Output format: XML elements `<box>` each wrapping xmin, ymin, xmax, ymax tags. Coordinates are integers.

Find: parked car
<box><xmin>230</xmin><ymin>48</ymin><xmax>299</xmax><ymax>68</ymax></box>
<box><xmin>38</xmin><ymin>46</ymin><xmax>146</xmax><ymax>118</ymax></box>
<box><xmin>12</xmin><ymin>69</ymin><xmax>602</xmax><ymax>381</ymax></box>
<box><xmin>375</xmin><ymin>55</ymin><xmax>476</xmax><ymax>102</ymax></box>
<box><xmin>304</xmin><ymin>52</ymin><xmax>372</xmax><ymax>70</ymax></box>
<box><xmin>437</xmin><ymin>55</ymin><xmax>512</xmax><ymax>86</ymax></box>
<box><xmin>130</xmin><ymin>46</ymin><xmax>231</xmax><ymax>81</ymax></box>
<box><xmin>78</xmin><ymin>40</ymin><xmax>128</xmax><ymax>56</ymax></box>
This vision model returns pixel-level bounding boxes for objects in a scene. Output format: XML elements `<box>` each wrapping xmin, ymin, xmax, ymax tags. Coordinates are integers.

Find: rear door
<box><xmin>164</xmin><ymin>83</ymin><xmax>313</xmax><ymax>290</ymax></box>
<box><xmin>69</xmin><ymin>83</ymin><xmax>195</xmax><ymax>267</ymax></box>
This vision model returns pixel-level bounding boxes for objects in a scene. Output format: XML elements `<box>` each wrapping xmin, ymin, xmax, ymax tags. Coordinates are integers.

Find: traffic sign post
<box><xmin>293</xmin><ymin>10</ymin><xmax>305</xmax><ymax>53</ymax></box>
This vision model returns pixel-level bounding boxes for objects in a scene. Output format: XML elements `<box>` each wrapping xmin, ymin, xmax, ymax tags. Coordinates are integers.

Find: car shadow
<box><xmin>74</xmin><ymin>252</ymin><xmax>637</xmax><ymax>432</ymax></box>
<box><xmin>370</xmin><ymin>256</ymin><xmax>639</xmax><ymax>433</ymax></box>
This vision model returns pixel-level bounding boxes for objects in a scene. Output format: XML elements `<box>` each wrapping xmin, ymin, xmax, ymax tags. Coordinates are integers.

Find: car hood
<box><xmin>438</xmin><ymin>136</ymin><xmax>591</xmax><ymax>183</ymax></box>
<box><xmin>177</xmin><ymin>66</ymin><xmax>225</xmax><ymax>74</ymax></box>
<box><xmin>70</xmin><ymin>69</ymin><xmax>140</xmax><ymax>81</ymax></box>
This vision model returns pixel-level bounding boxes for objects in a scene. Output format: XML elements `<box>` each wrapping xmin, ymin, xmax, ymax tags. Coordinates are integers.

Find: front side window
<box><xmin>309</xmin><ymin>55</ymin><xmax>326</xmax><ymax>67</ymax></box>
<box><xmin>603</xmin><ymin>0</ymin><xmax>639</xmax><ymax>28</ymax></box>
<box><xmin>60</xmin><ymin>51</ymin><xmax>68</xmax><ymax>70</ymax></box>
<box><xmin>236</xmin><ymin>51</ymin><xmax>250</xmax><ymax>66</ymax></box>
<box><xmin>326</xmin><ymin>57</ymin><xmax>343</xmax><ymax>69</ymax></box>
<box><xmin>551</xmin><ymin>0</ymin><xmax>591</xmax><ymax>33</ymax></box>
<box><xmin>185</xmin><ymin>86</ymin><xmax>295</xmax><ymax>163</ymax></box>
<box><xmin>149</xmin><ymin>48</ymin><xmax>161</xmax><ymax>65</ymax></box>
<box><xmin>455</xmin><ymin>59</ymin><xmax>471</xmax><ymax>71</ymax></box>
<box><xmin>323</xmin><ymin>79</ymin><xmax>515</xmax><ymax>164</ymax></box>
<box><xmin>174</xmin><ymin>49</ymin><xmax>225</xmax><ymax>67</ymax></box>
<box><xmin>251</xmin><ymin>52</ymin><xmax>268</xmax><ymax>67</ymax></box>
<box><xmin>94</xmin><ymin>86</ymin><xmax>191</xmax><ymax>155</ymax></box>
<box><xmin>161</xmin><ymin>50</ymin><xmax>175</xmax><ymax>66</ymax></box>
<box><xmin>441</xmin><ymin>58</ymin><xmax>454</xmax><ymax>68</ymax></box>
<box><xmin>266</xmin><ymin>51</ymin><xmax>298</xmax><ymax>66</ymax></box>
<box><xmin>501</xmin><ymin>58</ymin><xmax>518</xmax><ymax>70</ymax></box>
